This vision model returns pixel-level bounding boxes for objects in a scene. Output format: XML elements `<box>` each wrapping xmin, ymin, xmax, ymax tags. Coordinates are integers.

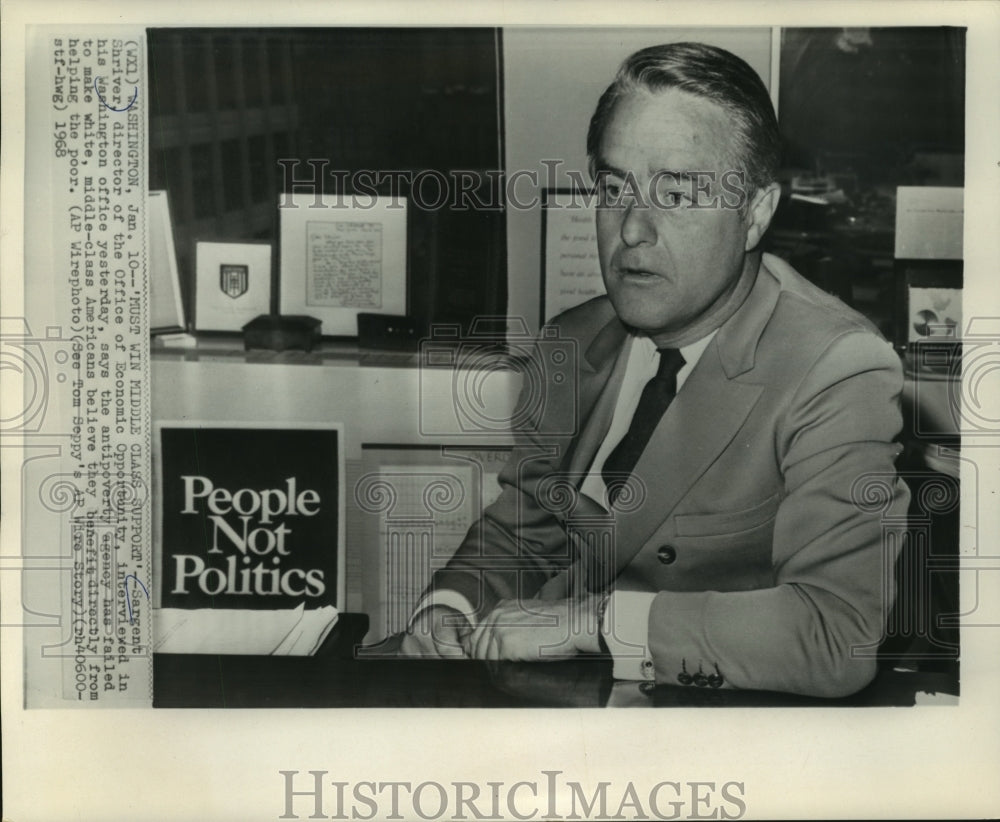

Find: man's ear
<box><xmin>743</xmin><ymin>181</ymin><xmax>781</xmax><ymax>251</ymax></box>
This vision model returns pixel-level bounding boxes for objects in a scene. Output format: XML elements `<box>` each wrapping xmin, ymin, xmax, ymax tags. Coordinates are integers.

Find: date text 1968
<box><xmin>47</xmin><ymin>34</ymin><xmax>150</xmax><ymax>705</ymax></box>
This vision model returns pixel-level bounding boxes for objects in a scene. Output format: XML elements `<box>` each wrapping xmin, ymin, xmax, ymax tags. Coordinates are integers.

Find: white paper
<box><xmin>306</xmin><ymin>221</ymin><xmax>383</xmax><ymax>309</ymax></box>
<box><xmin>154</xmin><ymin>603</ymin><xmax>339</xmax><ymax>655</ymax></box>
<box><xmin>895</xmin><ymin>186</ymin><xmax>964</xmax><ymax>260</ymax></box>
<box><xmin>271</xmin><ymin>605</ymin><xmax>340</xmax><ymax>655</ymax></box>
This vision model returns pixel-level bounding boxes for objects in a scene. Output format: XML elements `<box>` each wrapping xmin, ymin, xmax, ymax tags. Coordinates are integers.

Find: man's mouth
<box><xmin>618</xmin><ymin>266</ymin><xmax>660</xmax><ymax>280</ymax></box>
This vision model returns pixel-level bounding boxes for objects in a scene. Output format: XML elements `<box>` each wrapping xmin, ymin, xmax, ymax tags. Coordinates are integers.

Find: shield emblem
<box><xmin>220</xmin><ymin>264</ymin><xmax>249</xmax><ymax>299</ymax></box>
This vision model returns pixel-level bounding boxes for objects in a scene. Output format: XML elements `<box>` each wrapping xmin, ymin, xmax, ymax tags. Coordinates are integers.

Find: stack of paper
<box><xmin>154</xmin><ymin>604</ymin><xmax>339</xmax><ymax>655</ymax></box>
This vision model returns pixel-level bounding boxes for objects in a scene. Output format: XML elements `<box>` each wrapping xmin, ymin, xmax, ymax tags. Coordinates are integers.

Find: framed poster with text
<box><xmin>152</xmin><ymin>422</ymin><xmax>345</xmax><ymax>654</ymax></box>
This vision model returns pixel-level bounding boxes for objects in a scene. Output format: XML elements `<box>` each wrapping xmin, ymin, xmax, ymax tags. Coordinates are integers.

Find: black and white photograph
<box><xmin>147</xmin><ymin>23</ymin><xmax>964</xmax><ymax>708</ymax></box>
<box><xmin>3</xmin><ymin>2</ymin><xmax>999</xmax><ymax>821</ymax></box>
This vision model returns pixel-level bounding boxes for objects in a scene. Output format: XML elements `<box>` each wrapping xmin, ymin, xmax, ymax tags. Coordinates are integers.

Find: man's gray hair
<box><xmin>586</xmin><ymin>42</ymin><xmax>781</xmax><ymax>200</ymax></box>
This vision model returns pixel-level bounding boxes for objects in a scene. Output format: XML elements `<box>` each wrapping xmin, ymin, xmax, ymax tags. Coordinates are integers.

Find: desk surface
<box><xmin>153</xmin><ymin>616</ymin><xmax>959</xmax><ymax>709</ymax></box>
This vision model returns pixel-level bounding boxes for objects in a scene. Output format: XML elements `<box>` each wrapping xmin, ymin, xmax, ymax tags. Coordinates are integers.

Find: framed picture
<box><xmin>148</xmin><ymin>191</ymin><xmax>186</xmax><ymax>333</ymax></box>
<box><xmin>540</xmin><ymin>188</ymin><xmax>605</xmax><ymax>324</ymax></box>
<box><xmin>194</xmin><ymin>241</ymin><xmax>272</xmax><ymax>333</ymax></box>
<box><xmin>279</xmin><ymin>193</ymin><xmax>408</xmax><ymax>336</ymax></box>
<box><xmin>893</xmin><ymin>187</ymin><xmax>964</xmax><ymax>353</ymax></box>
<box><xmin>894</xmin><ymin>259</ymin><xmax>964</xmax><ymax>353</ymax></box>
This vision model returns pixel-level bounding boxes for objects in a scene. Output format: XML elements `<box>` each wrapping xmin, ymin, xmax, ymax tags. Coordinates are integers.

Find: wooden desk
<box><xmin>153</xmin><ymin>615</ymin><xmax>959</xmax><ymax>709</ymax></box>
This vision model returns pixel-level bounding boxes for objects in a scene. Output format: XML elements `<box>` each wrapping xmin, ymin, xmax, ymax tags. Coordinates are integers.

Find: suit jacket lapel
<box><xmin>605</xmin><ymin>260</ymin><xmax>783</xmax><ymax>579</ymax></box>
<box><xmin>609</xmin><ymin>341</ymin><xmax>764</xmax><ymax>567</ymax></box>
<box><xmin>561</xmin><ymin>316</ymin><xmax>632</xmax><ymax>481</ymax></box>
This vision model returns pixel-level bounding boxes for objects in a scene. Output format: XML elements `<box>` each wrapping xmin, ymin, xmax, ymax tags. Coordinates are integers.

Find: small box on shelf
<box><xmin>242</xmin><ymin>314</ymin><xmax>322</xmax><ymax>352</ymax></box>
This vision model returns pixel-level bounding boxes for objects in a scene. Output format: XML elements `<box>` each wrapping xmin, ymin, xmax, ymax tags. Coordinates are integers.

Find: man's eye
<box><xmin>598</xmin><ymin>181</ymin><xmax>626</xmax><ymax>208</ymax></box>
<box><xmin>659</xmin><ymin>190</ymin><xmax>687</xmax><ymax>206</ymax></box>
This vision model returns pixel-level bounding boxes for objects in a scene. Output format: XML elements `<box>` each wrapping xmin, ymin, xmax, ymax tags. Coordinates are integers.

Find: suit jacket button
<box><xmin>693</xmin><ymin>673</ymin><xmax>708</xmax><ymax>687</ymax></box>
<box><xmin>657</xmin><ymin>545</ymin><xmax>678</xmax><ymax>565</ymax></box>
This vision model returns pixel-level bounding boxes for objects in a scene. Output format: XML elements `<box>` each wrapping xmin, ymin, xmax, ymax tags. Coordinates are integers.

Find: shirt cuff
<box><xmin>602</xmin><ymin>591</ymin><xmax>657</xmax><ymax>681</ymax></box>
<box><xmin>408</xmin><ymin>590</ymin><xmax>479</xmax><ymax>631</ymax></box>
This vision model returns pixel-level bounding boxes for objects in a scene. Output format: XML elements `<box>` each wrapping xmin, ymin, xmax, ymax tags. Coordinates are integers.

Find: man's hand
<box><xmin>465</xmin><ymin>598</ymin><xmax>602</xmax><ymax>661</ymax></box>
<box><xmin>398</xmin><ymin>605</ymin><xmax>472</xmax><ymax>658</ymax></box>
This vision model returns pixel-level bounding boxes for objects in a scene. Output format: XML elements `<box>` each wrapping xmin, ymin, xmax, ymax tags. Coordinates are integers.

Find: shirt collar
<box><xmin>633</xmin><ymin>329</ymin><xmax>718</xmax><ymax>372</ymax></box>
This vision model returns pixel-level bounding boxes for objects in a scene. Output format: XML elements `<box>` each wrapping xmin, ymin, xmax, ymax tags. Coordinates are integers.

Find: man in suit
<box><xmin>401</xmin><ymin>42</ymin><xmax>909</xmax><ymax>698</ymax></box>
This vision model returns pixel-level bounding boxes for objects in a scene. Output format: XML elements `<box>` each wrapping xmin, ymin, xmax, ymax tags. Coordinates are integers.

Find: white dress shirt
<box><xmin>585</xmin><ymin>332</ymin><xmax>715</xmax><ymax>679</ymax></box>
<box><xmin>414</xmin><ymin>330</ymin><xmax>716</xmax><ymax>680</ymax></box>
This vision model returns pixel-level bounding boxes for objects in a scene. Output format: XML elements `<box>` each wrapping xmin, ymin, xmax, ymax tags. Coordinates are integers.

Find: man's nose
<box><xmin>620</xmin><ymin>202</ymin><xmax>657</xmax><ymax>247</ymax></box>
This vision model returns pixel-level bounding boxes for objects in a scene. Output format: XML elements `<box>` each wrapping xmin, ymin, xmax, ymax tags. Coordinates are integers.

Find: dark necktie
<box><xmin>602</xmin><ymin>347</ymin><xmax>685</xmax><ymax>505</ymax></box>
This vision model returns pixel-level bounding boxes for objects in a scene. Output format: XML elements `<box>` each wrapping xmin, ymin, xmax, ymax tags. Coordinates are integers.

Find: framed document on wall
<box><xmin>278</xmin><ymin>193</ymin><xmax>408</xmax><ymax>336</ymax></box>
<box><xmin>540</xmin><ymin>188</ymin><xmax>605</xmax><ymax>324</ymax></box>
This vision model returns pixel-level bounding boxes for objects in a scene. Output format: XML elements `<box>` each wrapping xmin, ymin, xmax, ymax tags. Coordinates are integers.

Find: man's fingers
<box><xmin>460</xmin><ymin>623</ymin><xmax>477</xmax><ymax>657</ymax></box>
<box><xmin>432</xmin><ymin>624</ymin><xmax>465</xmax><ymax>657</ymax></box>
<box><xmin>482</xmin><ymin>626</ymin><xmax>501</xmax><ymax>661</ymax></box>
<box><xmin>399</xmin><ymin>631</ymin><xmax>436</xmax><ymax>657</ymax></box>
<box><xmin>474</xmin><ymin>623</ymin><xmax>499</xmax><ymax>660</ymax></box>
<box><xmin>466</xmin><ymin>602</ymin><xmax>537</xmax><ymax>660</ymax></box>
<box><xmin>471</xmin><ymin>625</ymin><xmax>489</xmax><ymax>660</ymax></box>
<box><xmin>399</xmin><ymin>606</ymin><xmax>473</xmax><ymax>658</ymax></box>
<box><xmin>427</xmin><ymin>599</ymin><xmax>580</xmax><ymax>662</ymax></box>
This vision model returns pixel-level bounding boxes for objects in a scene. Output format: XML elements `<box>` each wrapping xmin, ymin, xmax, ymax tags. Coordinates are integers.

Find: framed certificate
<box><xmin>278</xmin><ymin>193</ymin><xmax>408</xmax><ymax>336</ymax></box>
<box><xmin>194</xmin><ymin>241</ymin><xmax>272</xmax><ymax>332</ymax></box>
